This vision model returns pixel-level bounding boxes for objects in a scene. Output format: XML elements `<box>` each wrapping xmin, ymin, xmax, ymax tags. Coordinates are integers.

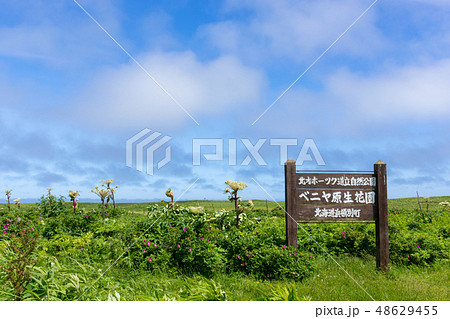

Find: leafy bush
<box><xmin>38</xmin><ymin>194</ymin><xmax>67</xmax><ymax>218</ymax></box>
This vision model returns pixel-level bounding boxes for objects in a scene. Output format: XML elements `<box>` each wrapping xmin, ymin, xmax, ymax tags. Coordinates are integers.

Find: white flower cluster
<box><xmin>439</xmin><ymin>201</ymin><xmax>450</xmax><ymax>208</ymax></box>
<box><xmin>225</xmin><ymin>180</ymin><xmax>248</xmax><ymax>192</ymax></box>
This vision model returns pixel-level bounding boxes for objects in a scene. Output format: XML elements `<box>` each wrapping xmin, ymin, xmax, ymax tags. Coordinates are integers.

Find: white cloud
<box><xmin>75</xmin><ymin>51</ymin><xmax>266</xmax><ymax>130</ymax></box>
<box><xmin>327</xmin><ymin>59</ymin><xmax>450</xmax><ymax>119</ymax></box>
<box><xmin>200</xmin><ymin>0</ymin><xmax>384</xmax><ymax>63</ymax></box>
<box><xmin>0</xmin><ymin>0</ymin><xmax>125</xmax><ymax>67</ymax></box>
<box><xmin>250</xmin><ymin>59</ymin><xmax>450</xmax><ymax>139</ymax></box>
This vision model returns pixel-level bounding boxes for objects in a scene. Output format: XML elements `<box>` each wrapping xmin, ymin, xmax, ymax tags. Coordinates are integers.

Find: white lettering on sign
<box><xmin>298</xmin><ymin>176</ymin><xmax>376</xmax><ymax>187</ymax></box>
<box><xmin>314</xmin><ymin>207</ymin><xmax>361</xmax><ymax>218</ymax></box>
<box><xmin>298</xmin><ymin>190</ymin><xmax>375</xmax><ymax>204</ymax></box>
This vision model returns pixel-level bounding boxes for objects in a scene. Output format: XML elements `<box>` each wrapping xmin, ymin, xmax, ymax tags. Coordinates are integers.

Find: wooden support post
<box><xmin>285</xmin><ymin>159</ymin><xmax>298</xmax><ymax>248</ymax></box>
<box><xmin>374</xmin><ymin>160</ymin><xmax>389</xmax><ymax>272</ymax></box>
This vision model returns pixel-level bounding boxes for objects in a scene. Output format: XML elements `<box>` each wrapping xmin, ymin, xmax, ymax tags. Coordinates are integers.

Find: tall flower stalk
<box><xmin>91</xmin><ymin>186</ymin><xmax>110</xmax><ymax>224</ymax></box>
<box><xmin>224</xmin><ymin>180</ymin><xmax>248</xmax><ymax>228</ymax></box>
<box><xmin>14</xmin><ymin>198</ymin><xmax>21</xmax><ymax>210</ymax></box>
<box><xmin>47</xmin><ymin>188</ymin><xmax>53</xmax><ymax>205</ymax></box>
<box><xmin>102</xmin><ymin>179</ymin><xmax>119</xmax><ymax>209</ymax></box>
<box><xmin>165</xmin><ymin>188</ymin><xmax>174</xmax><ymax>209</ymax></box>
<box><xmin>69</xmin><ymin>190</ymin><xmax>80</xmax><ymax>214</ymax></box>
<box><xmin>5</xmin><ymin>190</ymin><xmax>12</xmax><ymax>212</ymax></box>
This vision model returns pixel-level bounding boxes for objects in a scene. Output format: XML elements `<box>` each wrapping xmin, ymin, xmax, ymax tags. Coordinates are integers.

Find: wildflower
<box><xmin>343</xmin><ymin>236</ymin><xmax>346</xmax><ymax>238</ymax></box>
<box><xmin>408</xmin><ymin>243</ymin><xmax>411</xmax><ymax>245</ymax></box>
<box><xmin>248</xmin><ymin>254</ymin><xmax>252</xmax><ymax>257</ymax></box>
<box><xmin>148</xmin><ymin>258</ymin><xmax>153</xmax><ymax>262</ymax></box>
<box><xmin>225</xmin><ymin>180</ymin><xmax>248</xmax><ymax>191</ymax></box>
<box><xmin>237</xmin><ymin>255</ymin><xmax>241</xmax><ymax>258</ymax></box>
<box><xmin>154</xmin><ymin>244</ymin><xmax>158</xmax><ymax>247</ymax></box>
<box><xmin>188</xmin><ymin>248</ymin><xmax>192</xmax><ymax>251</ymax></box>
<box><xmin>147</xmin><ymin>242</ymin><xmax>150</xmax><ymax>245</ymax></box>
<box><xmin>177</xmin><ymin>244</ymin><xmax>180</xmax><ymax>248</ymax></box>
<box><xmin>292</xmin><ymin>272</ymin><xmax>295</xmax><ymax>274</ymax></box>
<box><xmin>342</xmin><ymin>232</ymin><xmax>345</xmax><ymax>235</ymax></box>
<box><xmin>407</xmin><ymin>256</ymin><xmax>410</xmax><ymax>259</ymax></box>
<box><xmin>439</xmin><ymin>201</ymin><xmax>450</xmax><ymax>207</ymax></box>
<box><xmin>200</xmin><ymin>238</ymin><xmax>203</xmax><ymax>240</ymax></box>
<box><xmin>183</xmin><ymin>228</ymin><xmax>187</xmax><ymax>231</ymax></box>
<box><xmin>417</xmin><ymin>245</ymin><xmax>420</xmax><ymax>249</ymax></box>
<box><xmin>208</xmin><ymin>228</ymin><xmax>211</xmax><ymax>231</ymax></box>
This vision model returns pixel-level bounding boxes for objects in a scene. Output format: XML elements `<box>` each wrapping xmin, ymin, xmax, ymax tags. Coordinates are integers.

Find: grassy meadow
<box><xmin>0</xmin><ymin>196</ymin><xmax>448</xmax><ymax>301</ymax></box>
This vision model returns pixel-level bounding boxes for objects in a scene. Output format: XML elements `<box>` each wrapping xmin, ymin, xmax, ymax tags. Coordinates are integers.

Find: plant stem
<box><xmin>102</xmin><ymin>199</ymin><xmax>105</xmax><ymax>224</ymax></box>
<box><xmin>235</xmin><ymin>191</ymin><xmax>239</xmax><ymax>228</ymax></box>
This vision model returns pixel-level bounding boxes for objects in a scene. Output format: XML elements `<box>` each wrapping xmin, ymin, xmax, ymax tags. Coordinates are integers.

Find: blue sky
<box><xmin>1</xmin><ymin>0</ymin><xmax>449</xmax><ymax>202</ymax></box>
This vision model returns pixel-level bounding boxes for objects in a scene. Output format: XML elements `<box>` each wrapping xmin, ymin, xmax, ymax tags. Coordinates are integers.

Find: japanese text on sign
<box><xmin>298</xmin><ymin>176</ymin><xmax>376</xmax><ymax>187</ymax></box>
<box><xmin>314</xmin><ymin>207</ymin><xmax>361</xmax><ymax>218</ymax></box>
<box><xmin>298</xmin><ymin>190</ymin><xmax>375</xmax><ymax>204</ymax></box>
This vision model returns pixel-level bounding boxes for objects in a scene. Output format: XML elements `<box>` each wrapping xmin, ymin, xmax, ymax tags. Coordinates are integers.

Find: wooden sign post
<box><xmin>284</xmin><ymin>159</ymin><xmax>389</xmax><ymax>271</ymax></box>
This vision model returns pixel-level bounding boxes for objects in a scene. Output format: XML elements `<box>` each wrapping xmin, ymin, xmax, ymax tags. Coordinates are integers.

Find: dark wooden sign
<box><xmin>284</xmin><ymin>159</ymin><xmax>389</xmax><ymax>271</ymax></box>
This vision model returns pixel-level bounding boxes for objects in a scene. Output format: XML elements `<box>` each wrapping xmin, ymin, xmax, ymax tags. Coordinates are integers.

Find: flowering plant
<box><xmin>5</xmin><ymin>189</ymin><xmax>12</xmax><ymax>212</ymax></box>
<box><xmin>69</xmin><ymin>190</ymin><xmax>80</xmax><ymax>214</ymax></box>
<box><xmin>165</xmin><ymin>188</ymin><xmax>174</xmax><ymax>209</ymax></box>
<box><xmin>91</xmin><ymin>186</ymin><xmax>110</xmax><ymax>224</ymax></box>
<box><xmin>224</xmin><ymin>180</ymin><xmax>251</xmax><ymax>228</ymax></box>
<box><xmin>101</xmin><ymin>179</ymin><xmax>119</xmax><ymax>208</ymax></box>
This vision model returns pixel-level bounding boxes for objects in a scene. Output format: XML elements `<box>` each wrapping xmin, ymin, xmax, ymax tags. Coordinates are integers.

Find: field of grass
<box><xmin>0</xmin><ymin>195</ymin><xmax>448</xmax><ymax>301</ymax></box>
<box><xmin>1</xmin><ymin>196</ymin><xmax>447</xmax><ymax>214</ymax></box>
<box><xmin>104</xmin><ymin>256</ymin><xmax>448</xmax><ymax>301</ymax></box>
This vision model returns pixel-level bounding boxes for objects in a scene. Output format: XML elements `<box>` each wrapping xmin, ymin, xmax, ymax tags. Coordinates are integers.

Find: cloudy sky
<box><xmin>1</xmin><ymin>0</ymin><xmax>449</xmax><ymax>202</ymax></box>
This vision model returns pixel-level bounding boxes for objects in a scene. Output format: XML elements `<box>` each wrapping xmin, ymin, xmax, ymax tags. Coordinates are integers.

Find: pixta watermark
<box><xmin>126</xmin><ymin>129</ymin><xmax>325</xmax><ymax>175</ymax></box>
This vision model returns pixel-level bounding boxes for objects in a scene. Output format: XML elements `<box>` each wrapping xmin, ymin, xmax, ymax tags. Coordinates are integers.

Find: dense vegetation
<box><xmin>0</xmin><ymin>195</ymin><xmax>449</xmax><ymax>301</ymax></box>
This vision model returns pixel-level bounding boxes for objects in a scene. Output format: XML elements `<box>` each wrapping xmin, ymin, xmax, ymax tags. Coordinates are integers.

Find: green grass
<box><xmin>0</xmin><ymin>195</ymin><xmax>448</xmax><ymax>301</ymax></box>
<box><xmin>388</xmin><ymin>196</ymin><xmax>450</xmax><ymax>212</ymax></box>
<box><xmin>0</xmin><ymin>199</ymin><xmax>283</xmax><ymax>215</ymax></box>
<box><xmin>100</xmin><ymin>256</ymin><xmax>449</xmax><ymax>301</ymax></box>
<box><xmin>2</xmin><ymin>196</ymin><xmax>448</xmax><ymax>214</ymax></box>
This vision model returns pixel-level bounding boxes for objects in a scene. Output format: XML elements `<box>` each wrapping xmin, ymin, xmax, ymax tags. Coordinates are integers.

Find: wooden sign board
<box><xmin>284</xmin><ymin>159</ymin><xmax>389</xmax><ymax>271</ymax></box>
